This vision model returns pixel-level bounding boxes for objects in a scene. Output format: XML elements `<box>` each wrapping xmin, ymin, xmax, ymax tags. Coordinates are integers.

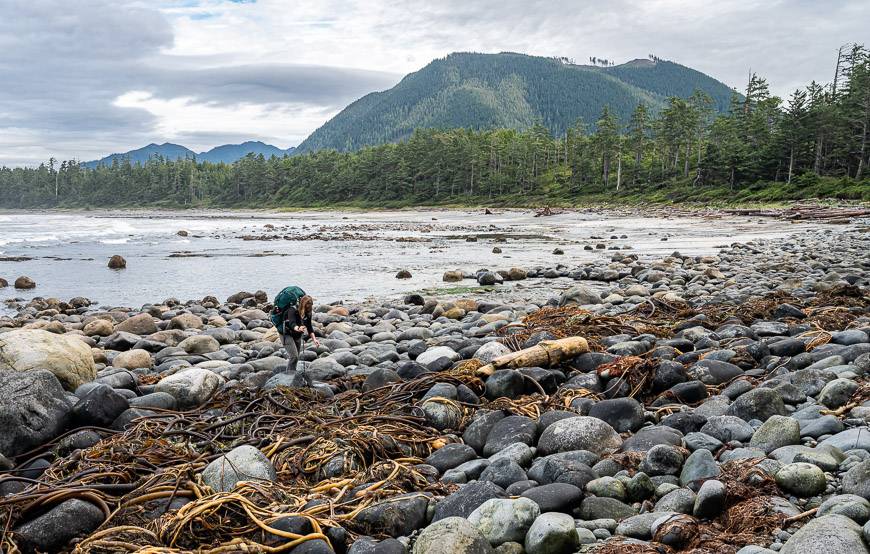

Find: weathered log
<box><xmin>476</xmin><ymin>336</ymin><xmax>589</xmax><ymax>377</ymax></box>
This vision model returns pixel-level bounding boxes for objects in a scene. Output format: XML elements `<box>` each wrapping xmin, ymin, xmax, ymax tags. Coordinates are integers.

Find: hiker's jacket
<box><xmin>282</xmin><ymin>306</ymin><xmax>313</xmax><ymax>338</ymax></box>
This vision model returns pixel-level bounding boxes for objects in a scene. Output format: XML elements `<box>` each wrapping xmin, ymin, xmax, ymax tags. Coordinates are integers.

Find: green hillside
<box><xmin>297</xmin><ymin>52</ymin><xmax>737</xmax><ymax>152</ymax></box>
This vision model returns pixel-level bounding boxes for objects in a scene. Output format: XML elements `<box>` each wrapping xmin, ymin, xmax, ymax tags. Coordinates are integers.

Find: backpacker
<box><xmin>270</xmin><ymin>285</ymin><xmax>307</xmax><ymax>332</ymax></box>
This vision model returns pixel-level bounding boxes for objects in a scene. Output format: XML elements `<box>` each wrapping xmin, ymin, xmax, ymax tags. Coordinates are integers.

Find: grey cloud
<box><xmin>2</xmin><ymin>0</ymin><xmax>869</xmax><ymax>166</ymax></box>
<box><xmin>142</xmin><ymin>63</ymin><xmax>400</xmax><ymax>107</ymax></box>
<box><xmin>0</xmin><ymin>0</ymin><xmax>399</xmax><ymax>165</ymax></box>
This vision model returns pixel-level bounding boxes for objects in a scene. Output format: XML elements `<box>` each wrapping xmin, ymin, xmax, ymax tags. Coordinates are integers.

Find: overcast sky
<box><xmin>2</xmin><ymin>0</ymin><xmax>868</xmax><ymax>167</ymax></box>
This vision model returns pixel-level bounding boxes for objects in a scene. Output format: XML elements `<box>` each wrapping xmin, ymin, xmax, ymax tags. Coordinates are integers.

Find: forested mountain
<box><xmin>3</xmin><ymin>45</ymin><xmax>868</xmax><ymax>208</ymax></box>
<box><xmin>296</xmin><ymin>52</ymin><xmax>737</xmax><ymax>152</ymax></box>
<box><xmin>84</xmin><ymin>143</ymin><xmax>196</xmax><ymax>168</ymax></box>
<box><xmin>84</xmin><ymin>141</ymin><xmax>295</xmax><ymax>167</ymax></box>
<box><xmin>196</xmin><ymin>142</ymin><xmax>295</xmax><ymax>163</ymax></box>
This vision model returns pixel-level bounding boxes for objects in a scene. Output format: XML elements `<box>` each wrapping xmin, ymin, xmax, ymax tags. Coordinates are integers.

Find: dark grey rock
<box><xmin>483</xmin><ymin>415</ymin><xmax>537</xmax><ymax>456</ymax></box>
<box><xmin>463</xmin><ymin>411</ymin><xmax>507</xmax><ymax>454</ymax></box>
<box><xmin>679</xmin><ymin>449</ymin><xmax>719</xmax><ymax>490</ymax></box>
<box><xmin>520</xmin><ymin>483</ymin><xmax>583</xmax><ymax>513</ymax></box>
<box><xmin>693</xmin><ymin>479</ymin><xmax>726</xmax><ymax>518</ymax></box>
<box><xmin>726</xmin><ymin>388</ymin><xmax>786</xmax><ymax>422</ymax></box>
<box><xmin>356</xmin><ymin>493</ymin><xmax>430</xmax><ymax>537</ymax></box>
<box><xmin>842</xmin><ymin>460</ymin><xmax>870</xmax><ymax>500</ymax></box>
<box><xmin>485</xmin><ymin>370</ymin><xmax>525</xmax><ymax>400</ymax></box>
<box><xmin>426</xmin><ymin>444</ymin><xmax>478</xmax><ymax>474</ymax></box>
<box><xmin>432</xmin><ymin>480</ymin><xmax>507</xmax><ymax>521</ymax></box>
<box><xmin>480</xmin><ymin>458</ymin><xmax>527</xmax><ymax>489</ymax></box>
<box><xmin>578</xmin><ymin>496</ymin><xmax>637</xmax><ymax>521</ymax></box>
<box><xmin>588</xmin><ymin>397</ymin><xmax>645</xmax><ymax>433</ymax></box>
<box><xmin>780</xmin><ymin>514</ymin><xmax>868</xmax><ymax>554</ymax></box>
<box><xmin>72</xmin><ymin>384</ymin><xmax>129</xmax><ymax>427</ymax></box>
<box><xmin>12</xmin><ymin>499</ymin><xmax>104</xmax><ymax>552</ymax></box>
<box><xmin>0</xmin><ymin>369</ymin><xmax>71</xmax><ymax>457</ymax></box>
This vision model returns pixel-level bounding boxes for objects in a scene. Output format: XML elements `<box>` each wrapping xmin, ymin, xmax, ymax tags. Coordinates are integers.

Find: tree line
<box><xmin>1</xmin><ymin>45</ymin><xmax>868</xmax><ymax>208</ymax></box>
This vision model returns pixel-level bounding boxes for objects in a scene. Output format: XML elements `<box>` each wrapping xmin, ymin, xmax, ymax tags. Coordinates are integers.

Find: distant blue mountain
<box><xmin>84</xmin><ymin>141</ymin><xmax>296</xmax><ymax>167</ymax></box>
<box><xmin>196</xmin><ymin>141</ymin><xmax>294</xmax><ymax>163</ymax></box>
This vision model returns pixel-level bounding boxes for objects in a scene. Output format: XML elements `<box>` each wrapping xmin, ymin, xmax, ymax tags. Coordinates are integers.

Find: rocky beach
<box><xmin>1</xmin><ymin>216</ymin><xmax>870</xmax><ymax>554</ymax></box>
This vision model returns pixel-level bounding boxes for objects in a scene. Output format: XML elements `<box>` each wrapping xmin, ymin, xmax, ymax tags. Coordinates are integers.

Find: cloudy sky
<box><xmin>2</xmin><ymin>0</ymin><xmax>868</xmax><ymax>166</ymax></box>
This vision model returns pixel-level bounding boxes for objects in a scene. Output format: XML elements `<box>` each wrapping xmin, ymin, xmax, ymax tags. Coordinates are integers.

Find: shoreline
<box><xmin>1</xmin><ymin>197</ymin><xmax>868</xmax><ymax>218</ymax></box>
<box><xmin>0</xmin><ymin>224</ymin><xmax>869</xmax><ymax>553</ymax></box>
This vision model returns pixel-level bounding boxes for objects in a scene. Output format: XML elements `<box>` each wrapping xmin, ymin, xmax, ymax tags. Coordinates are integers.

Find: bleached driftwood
<box><xmin>476</xmin><ymin>336</ymin><xmax>589</xmax><ymax>377</ymax></box>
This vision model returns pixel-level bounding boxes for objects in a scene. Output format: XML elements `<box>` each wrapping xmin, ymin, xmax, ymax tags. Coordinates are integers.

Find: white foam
<box><xmin>100</xmin><ymin>238</ymin><xmax>129</xmax><ymax>245</ymax></box>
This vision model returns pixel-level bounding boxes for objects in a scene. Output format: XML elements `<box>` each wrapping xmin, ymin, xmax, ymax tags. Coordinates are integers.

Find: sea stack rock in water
<box><xmin>14</xmin><ymin>275</ymin><xmax>35</xmax><ymax>289</ymax></box>
<box><xmin>108</xmin><ymin>255</ymin><xmax>127</xmax><ymax>269</ymax></box>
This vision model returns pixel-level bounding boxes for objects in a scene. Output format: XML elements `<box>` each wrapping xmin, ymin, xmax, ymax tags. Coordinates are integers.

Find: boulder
<box><xmin>178</xmin><ymin>335</ymin><xmax>221</xmax><ymax>354</ymax></box>
<box><xmin>588</xmin><ymin>398</ymin><xmax>645</xmax><ymax>433</ymax></box>
<box><xmin>107</xmin><ymin>255</ymin><xmax>127</xmax><ymax>269</ymax></box>
<box><xmin>12</xmin><ymin>499</ymin><xmax>104</xmax><ymax>552</ymax></box>
<box><xmin>559</xmin><ymin>286</ymin><xmax>602</xmax><ymax>306</ymax></box>
<box><xmin>537</xmin><ymin>416</ymin><xmax>622</xmax><ymax>456</ymax></box>
<box><xmin>0</xmin><ymin>328</ymin><xmax>96</xmax><ymax>390</ymax></box>
<box><xmin>749</xmin><ymin>415</ymin><xmax>801</xmax><ymax>454</ymax></box>
<box><xmin>468</xmin><ymin>498</ymin><xmax>540</xmax><ymax>546</ymax></box>
<box><xmin>680</xmin><ymin>449</ymin><xmax>719</xmax><ymax>490</ymax></box>
<box><xmin>443</xmin><ymin>271</ymin><xmax>465</xmax><ymax>282</ymax></box>
<box><xmin>726</xmin><ymin>388</ymin><xmax>786</xmax><ymax>422</ymax></box>
<box><xmin>83</xmin><ymin>319</ymin><xmax>114</xmax><ymax>337</ymax></box>
<box><xmin>417</xmin><ymin>346</ymin><xmax>460</xmax><ymax>366</ymax></box>
<box><xmin>781</xmin><ymin>514</ymin><xmax>868</xmax><ymax>554</ymax></box>
<box><xmin>412</xmin><ymin>517</ymin><xmax>494</xmax><ymax>554</ymax></box>
<box><xmin>475</xmin><ymin>342</ymin><xmax>512</xmax><ymax>364</ymax></box>
<box><xmin>426</xmin><ymin>444</ymin><xmax>478</xmax><ymax>474</ymax></box>
<box><xmin>355</xmin><ymin>493</ymin><xmax>430</xmax><ymax>537</ymax></box>
<box><xmin>168</xmin><ymin>313</ymin><xmax>203</xmax><ymax>330</ymax></box>
<box><xmin>115</xmin><ymin>313</ymin><xmax>159</xmax><ymax>335</ymax></box>
<box><xmin>520</xmin><ymin>483</ymin><xmax>582</xmax><ymax>513</ymax></box>
<box><xmin>112</xmin><ymin>348</ymin><xmax>153</xmax><ymax>370</ymax></box>
<box><xmin>841</xmin><ymin>460</ymin><xmax>870</xmax><ymax>500</ymax></box>
<box><xmin>0</xmin><ymin>370</ymin><xmax>71</xmax><ymax>457</ymax></box>
<box><xmin>155</xmin><ymin>367</ymin><xmax>225</xmax><ymax>408</ymax></box>
<box><xmin>72</xmin><ymin>384</ymin><xmax>129</xmax><ymax>427</ymax></box>
<box><xmin>775</xmin><ymin>463</ymin><xmax>826</xmax><ymax>497</ymax></box>
<box><xmin>524</xmin><ymin>512</ymin><xmax>579</xmax><ymax>554</ymax></box>
<box><xmin>202</xmin><ymin>445</ymin><xmax>276</xmax><ymax>492</ymax></box>
<box><xmin>305</xmin><ymin>357</ymin><xmax>348</xmax><ymax>381</ymax></box>
<box><xmin>433</xmin><ymin>480</ymin><xmax>507</xmax><ymax>521</ymax></box>
<box><xmin>14</xmin><ymin>275</ymin><xmax>36</xmax><ymax>289</ymax></box>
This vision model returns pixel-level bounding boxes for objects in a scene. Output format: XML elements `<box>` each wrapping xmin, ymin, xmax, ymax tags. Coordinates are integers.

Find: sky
<box><xmin>1</xmin><ymin>0</ymin><xmax>868</xmax><ymax>167</ymax></box>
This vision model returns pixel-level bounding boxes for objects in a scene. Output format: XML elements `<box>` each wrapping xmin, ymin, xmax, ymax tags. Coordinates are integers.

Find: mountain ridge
<box><xmin>297</xmin><ymin>52</ymin><xmax>738</xmax><ymax>153</ymax></box>
<box><xmin>83</xmin><ymin>141</ymin><xmax>296</xmax><ymax>167</ymax></box>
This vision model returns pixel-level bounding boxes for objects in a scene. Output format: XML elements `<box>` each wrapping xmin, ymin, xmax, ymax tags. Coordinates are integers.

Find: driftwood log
<box><xmin>476</xmin><ymin>336</ymin><xmax>589</xmax><ymax>377</ymax></box>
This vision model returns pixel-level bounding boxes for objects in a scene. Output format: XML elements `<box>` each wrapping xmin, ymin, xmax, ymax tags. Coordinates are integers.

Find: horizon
<box><xmin>2</xmin><ymin>0</ymin><xmax>869</xmax><ymax>167</ymax></box>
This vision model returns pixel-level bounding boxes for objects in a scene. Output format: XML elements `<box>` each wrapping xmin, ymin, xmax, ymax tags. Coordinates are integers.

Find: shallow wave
<box><xmin>100</xmin><ymin>238</ymin><xmax>130</xmax><ymax>245</ymax></box>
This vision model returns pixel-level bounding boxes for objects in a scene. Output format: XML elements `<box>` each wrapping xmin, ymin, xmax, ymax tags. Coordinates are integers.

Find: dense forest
<box><xmin>297</xmin><ymin>52</ymin><xmax>735</xmax><ymax>152</ymax></box>
<box><xmin>1</xmin><ymin>46</ymin><xmax>868</xmax><ymax>208</ymax></box>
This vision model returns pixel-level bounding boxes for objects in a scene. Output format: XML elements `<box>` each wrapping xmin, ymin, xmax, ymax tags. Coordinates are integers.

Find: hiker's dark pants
<box><xmin>281</xmin><ymin>334</ymin><xmax>303</xmax><ymax>372</ymax></box>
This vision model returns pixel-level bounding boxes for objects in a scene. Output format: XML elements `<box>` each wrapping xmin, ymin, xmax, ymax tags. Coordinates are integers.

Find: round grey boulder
<box><xmin>781</xmin><ymin>514</ymin><xmax>868</xmax><ymax>554</ymax></box>
<box><xmin>524</xmin><ymin>512</ymin><xmax>579</xmax><ymax>554</ymax></box>
<box><xmin>537</xmin><ymin>416</ymin><xmax>622</xmax><ymax>456</ymax></box>
<box><xmin>412</xmin><ymin>517</ymin><xmax>494</xmax><ymax>554</ymax></box>
<box><xmin>468</xmin><ymin>497</ymin><xmax>541</xmax><ymax>546</ymax></box>
<box><xmin>749</xmin><ymin>415</ymin><xmax>801</xmax><ymax>454</ymax></box>
<box><xmin>775</xmin><ymin>462</ymin><xmax>826</xmax><ymax>497</ymax></box>
<box><xmin>202</xmin><ymin>445</ymin><xmax>276</xmax><ymax>492</ymax></box>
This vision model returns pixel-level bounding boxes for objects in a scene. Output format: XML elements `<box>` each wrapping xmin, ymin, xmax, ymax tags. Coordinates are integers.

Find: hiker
<box><xmin>271</xmin><ymin>286</ymin><xmax>320</xmax><ymax>372</ymax></box>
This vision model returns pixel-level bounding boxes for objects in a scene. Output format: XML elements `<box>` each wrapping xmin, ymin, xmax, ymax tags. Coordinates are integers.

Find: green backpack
<box><xmin>270</xmin><ymin>286</ymin><xmax>307</xmax><ymax>331</ymax></box>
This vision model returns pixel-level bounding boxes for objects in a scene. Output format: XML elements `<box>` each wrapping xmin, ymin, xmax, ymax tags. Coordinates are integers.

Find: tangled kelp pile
<box><xmin>0</xmin><ymin>371</ymin><xmax>487</xmax><ymax>553</ymax></box>
<box><xmin>502</xmin><ymin>285</ymin><xmax>870</xmax><ymax>352</ymax></box>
